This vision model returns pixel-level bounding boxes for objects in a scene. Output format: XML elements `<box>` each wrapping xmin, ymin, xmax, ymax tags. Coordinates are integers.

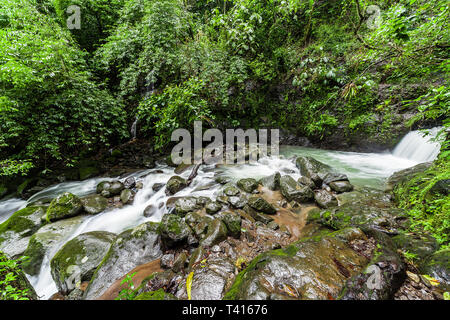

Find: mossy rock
<box><xmin>79</xmin><ymin>166</ymin><xmax>100</xmax><ymax>181</ymax></box>
<box><xmin>392</xmin><ymin>232</ymin><xmax>438</xmax><ymax>261</ymax></box>
<box><xmin>159</xmin><ymin>214</ymin><xmax>192</xmax><ymax>248</ymax></box>
<box><xmin>280</xmin><ymin>175</ymin><xmax>314</xmax><ymax>203</ymax></box>
<box><xmin>247</xmin><ymin>196</ymin><xmax>276</xmax><ymax>214</ymax></box>
<box><xmin>0</xmin><ymin>206</ymin><xmax>46</xmax><ymax>258</ymax></box>
<box><xmin>84</xmin><ymin>222</ymin><xmax>162</xmax><ymax>300</ymax></box>
<box><xmin>200</xmin><ymin>219</ymin><xmax>228</xmax><ymax>247</ymax></box>
<box><xmin>419</xmin><ymin>249</ymin><xmax>450</xmax><ymax>291</ymax></box>
<box><xmin>295</xmin><ymin>156</ymin><xmax>333</xmax><ymax>186</ymax></box>
<box><xmin>237</xmin><ymin>178</ymin><xmax>259</xmax><ymax>193</ymax></box>
<box><xmin>166</xmin><ymin>176</ymin><xmax>187</xmax><ymax>195</ymax></box>
<box><xmin>174</xmin><ymin>197</ymin><xmax>202</xmax><ymax>217</ymax></box>
<box><xmin>50</xmin><ymin>231</ymin><xmax>116</xmax><ymax>294</ymax></box>
<box><xmin>222</xmin><ymin>183</ymin><xmax>240</xmax><ymax>196</ymax></box>
<box><xmin>259</xmin><ymin>172</ymin><xmax>281</xmax><ymax>191</ymax></box>
<box><xmin>46</xmin><ymin>192</ymin><xmax>83</xmax><ymax>222</ymax></box>
<box><xmin>134</xmin><ymin>288</ymin><xmax>177</xmax><ymax>300</ymax></box>
<box><xmin>22</xmin><ymin>216</ymin><xmax>85</xmax><ymax>275</ymax></box>
<box><xmin>217</xmin><ymin>211</ymin><xmax>242</xmax><ymax>238</ymax></box>
<box><xmin>80</xmin><ymin>194</ymin><xmax>108</xmax><ymax>215</ymax></box>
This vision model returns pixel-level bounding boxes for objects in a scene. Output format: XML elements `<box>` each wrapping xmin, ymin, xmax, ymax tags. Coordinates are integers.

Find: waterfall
<box><xmin>392</xmin><ymin>127</ymin><xmax>443</xmax><ymax>162</ymax></box>
<box><xmin>130</xmin><ymin>116</ymin><xmax>138</xmax><ymax>140</ymax></box>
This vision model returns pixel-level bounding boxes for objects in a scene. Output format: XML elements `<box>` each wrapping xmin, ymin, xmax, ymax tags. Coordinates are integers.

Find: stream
<box><xmin>0</xmin><ymin>128</ymin><xmax>442</xmax><ymax>299</ymax></box>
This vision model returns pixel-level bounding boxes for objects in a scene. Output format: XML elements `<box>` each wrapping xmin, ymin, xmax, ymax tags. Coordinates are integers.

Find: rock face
<box><xmin>420</xmin><ymin>249</ymin><xmax>450</xmax><ymax>291</ymax></box>
<box><xmin>166</xmin><ymin>176</ymin><xmax>187</xmax><ymax>195</ymax></box>
<box><xmin>279</xmin><ymin>175</ymin><xmax>314</xmax><ymax>203</ymax></box>
<box><xmin>50</xmin><ymin>231</ymin><xmax>116</xmax><ymax>294</ymax></box>
<box><xmin>247</xmin><ymin>196</ymin><xmax>276</xmax><ymax>214</ymax></box>
<box><xmin>385</xmin><ymin>162</ymin><xmax>432</xmax><ymax>192</ymax></box>
<box><xmin>295</xmin><ymin>156</ymin><xmax>333</xmax><ymax>186</ymax></box>
<box><xmin>22</xmin><ymin>216</ymin><xmax>85</xmax><ymax>275</ymax></box>
<box><xmin>0</xmin><ymin>206</ymin><xmax>45</xmax><ymax>258</ymax></box>
<box><xmin>224</xmin><ymin>232</ymin><xmax>368</xmax><ymax>300</ymax></box>
<box><xmin>46</xmin><ymin>192</ymin><xmax>83</xmax><ymax>222</ymax></box>
<box><xmin>83</xmin><ymin>222</ymin><xmax>162</xmax><ymax>300</ymax></box>
<box><xmin>80</xmin><ymin>195</ymin><xmax>108</xmax><ymax>215</ymax></box>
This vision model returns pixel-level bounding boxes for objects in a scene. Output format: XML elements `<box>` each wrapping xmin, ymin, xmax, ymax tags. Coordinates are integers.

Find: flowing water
<box><xmin>0</xmin><ymin>128</ymin><xmax>443</xmax><ymax>299</ymax></box>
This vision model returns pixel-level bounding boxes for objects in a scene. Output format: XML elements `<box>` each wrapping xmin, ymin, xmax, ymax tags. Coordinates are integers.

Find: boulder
<box><xmin>392</xmin><ymin>232</ymin><xmax>439</xmax><ymax>261</ymax></box>
<box><xmin>314</xmin><ymin>190</ymin><xmax>338</xmax><ymax>208</ymax></box>
<box><xmin>159</xmin><ymin>214</ymin><xmax>192</xmax><ymax>248</ymax></box>
<box><xmin>0</xmin><ymin>206</ymin><xmax>45</xmax><ymax>259</ymax></box>
<box><xmin>322</xmin><ymin>172</ymin><xmax>349</xmax><ymax>185</ymax></box>
<box><xmin>297</xmin><ymin>176</ymin><xmax>315</xmax><ymax>189</ymax></box>
<box><xmin>247</xmin><ymin>196</ymin><xmax>276</xmax><ymax>214</ymax></box>
<box><xmin>174</xmin><ymin>197</ymin><xmax>202</xmax><ymax>217</ymax></box>
<box><xmin>227</xmin><ymin>195</ymin><xmax>247</xmax><ymax>209</ymax></box>
<box><xmin>295</xmin><ymin>156</ymin><xmax>333</xmax><ymax>186</ymax></box>
<box><xmin>280</xmin><ymin>175</ymin><xmax>314</xmax><ymax>203</ymax></box>
<box><xmin>216</xmin><ymin>211</ymin><xmax>242</xmax><ymax>238</ymax></box>
<box><xmin>184</xmin><ymin>212</ymin><xmax>211</xmax><ymax>239</ymax></box>
<box><xmin>166</xmin><ymin>176</ymin><xmax>187</xmax><ymax>195</ymax></box>
<box><xmin>224</xmin><ymin>231</ymin><xmax>368</xmax><ymax>300</ymax></box>
<box><xmin>22</xmin><ymin>216</ymin><xmax>85</xmax><ymax>275</ymax></box>
<box><xmin>329</xmin><ymin>181</ymin><xmax>354</xmax><ymax>193</ymax></box>
<box><xmin>385</xmin><ymin>162</ymin><xmax>432</xmax><ymax>192</ymax></box>
<box><xmin>200</xmin><ymin>219</ymin><xmax>228</xmax><ymax>247</ymax></box>
<box><xmin>222</xmin><ymin>183</ymin><xmax>240</xmax><ymax>197</ymax></box>
<box><xmin>45</xmin><ymin>192</ymin><xmax>83</xmax><ymax>222</ymax></box>
<box><xmin>80</xmin><ymin>195</ymin><xmax>108</xmax><ymax>215</ymax></box>
<box><xmin>96</xmin><ymin>181</ymin><xmax>125</xmax><ymax>197</ymax></box>
<box><xmin>237</xmin><ymin>178</ymin><xmax>259</xmax><ymax>193</ymax></box>
<box><xmin>205</xmin><ymin>201</ymin><xmax>222</xmax><ymax>215</ymax></box>
<box><xmin>120</xmin><ymin>189</ymin><xmax>134</xmax><ymax>204</ymax></box>
<box><xmin>83</xmin><ymin>222</ymin><xmax>162</xmax><ymax>300</ymax></box>
<box><xmin>50</xmin><ymin>231</ymin><xmax>116</xmax><ymax>294</ymax></box>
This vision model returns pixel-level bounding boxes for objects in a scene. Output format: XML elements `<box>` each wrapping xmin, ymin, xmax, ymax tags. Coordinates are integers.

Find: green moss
<box><xmin>134</xmin><ymin>288</ymin><xmax>177</xmax><ymax>300</ymax></box>
<box><xmin>46</xmin><ymin>192</ymin><xmax>83</xmax><ymax>222</ymax></box>
<box><xmin>0</xmin><ymin>206</ymin><xmax>44</xmax><ymax>235</ymax></box>
<box><xmin>79</xmin><ymin>166</ymin><xmax>99</xmax><ymax>180</ymax></box>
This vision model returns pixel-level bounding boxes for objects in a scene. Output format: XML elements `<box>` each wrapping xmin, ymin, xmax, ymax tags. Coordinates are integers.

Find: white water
<box><xmin>0</xmin><ymin>128</ymin><xmax>442</xmax><ymax>299</ymax></box>
<box><xmin>393</xmin><ymin>127</ymin><xmax>442</xmax><ymax>162</ymax></box>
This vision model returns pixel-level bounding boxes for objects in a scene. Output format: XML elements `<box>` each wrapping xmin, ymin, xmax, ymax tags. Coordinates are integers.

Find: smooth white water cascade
<box><xmin>393</xmin><ymin>127</ymin><xmax>442</xmax><ymax>162</ymax></box>
<box><xmin>0</xmin><ymin>127</ymin><xmax>443</xmax><ymax>299</ymax></box>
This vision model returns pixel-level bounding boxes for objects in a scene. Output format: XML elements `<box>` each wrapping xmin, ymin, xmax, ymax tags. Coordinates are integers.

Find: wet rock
<box><xmin>259</xmin><ymin>172</ymin><xmax>281</xmax><ymax>191</ymax></box>
<box><xmin>295</xmin><ymin>156</ymin><xmax>333</xmax><ymax>186</ymax></box>
<box><xmin>152</xmin><ymin>183</ymin><xmax>165</xmax><ymax>192</ymax></box>
<box><xmin>280</xmin><ymin>175</ymin><xmax>314</xmax><ymax>203</ymax></box>
<box><xmin>215</xmin><ymin>176</ymin><xmax>232</xmax><ymax>185</ymax></box>
<box><xmin>172</xmin><ymin>252</ymin><xmax>188</xmax><ymax>273</ymax></box>
<box><xmin>392</xmin><ymin>232</ymin><xmax>438</xmax><ymax>261</ymax></box>
<box><xmin>243</xmin><ymin>205</ymin><xmax>274</xmax><ymax>224</ymax></box>
<box><xmin>120</xmin><ymin>189</ymin><xmax>134</xmax><ymax>204</ymax></box>
<box><xmin>123</xmin><ymin>177</ymin><xmax>136</xmax><ymax>189</ymax></box>
<box><xmin>166</xmin><ymin>176</ymin><xmax>187</xmax><ymax>195</ymax></box>
<box><xmin>135</xmin><ymin>288</ymin><xmax>178</xmax><ymax>300</ymax></box>
<box><xmin>419</xmin><ymin>249</ymin><xmax>450</xmax><ymax>291</ymax></box>
<box><xmin>340</xmin><ymin>230</ymin><xmax>406</xmax><ymax>300</ymax></box>
<box><xmin>216</xmin><ymin>211</ymin><xmax>242</xmax><ymax>238</ymax></box>
<box><xmin>175</xmin><ymin>163</ymin><xmax>193</xmax><ymax>175</ymax></box>
<box><xmin>50</xmin><ymin>231</ymin><xmax>116</xmax><ymax>294</ymax></box>
<box><xmin>159</xmin><ymin>214</ymin><xmax>191</xmax><ymax>248</ymax></box>
<box><xmin>314</xmin><ymin>190</ymin><xmax>338</xmax><ymax>208</ymax></box>
<box><xmin>96</xmin><ymin>181</ymin><xmax>125</xmax><ymax>197</ymax></box>
<box><xmin>297</xmin><ymin>176</ymin><xmax>315</xmax><ymax>189</ymax></box>
<box><xmin>248</xmin><ymin>196</ymin><xmax>276</xmax><ymax>214</ymax></box>
<box><xmin>0</xmin><ymin>206</ymin><xmax>46</xmax><ymax>258</ymax></box>
<box><xmin>185</xmin><ymin>212</ymin><xmax>211</xmax><ymax>239</ymax></box>
<box><xmin>45</xmin><ymin>192</ymin><xmax>83</xmax><ymax>222</ymax></box>
<box><xmin>322</xmin><ymin>172</ymin><xmax>349</xmax><ymax>185</ymax></box>
<box><xmin>160</xmin><ymin>254</ymin><xmax>175</xmax><ymax>269</ymax></box>
<box><xmin>174</xmin><ymin>197</ymin><xmax>201</xmax><ymax>217</ymax></box>
<box><xmin>329</xmin><ymin>181</ymin><xmax>354</xmax><ymax>193</ymax></box>
<box><xmin>22</xmin><ymin>216</ymin><xmax>85</xmax><ymax>275</ymax></box>
<box><xmin>205</xmin><ymin>201</ymin><xmax>222</xmax><ymax>215</ymax></box>
<box><xmin>143</xmin><ymin>204</ymin><xmax>157</xmax><ymax>218</ymax></box>
<box><xmin>80</xmin><ymin>194</ymin><xmax>108</xmax><ymax>215</ymax></box>
<box><xmin>237</xmin><ymin>178</ymin><xmax>259</xmax><ymax>193</ymax></box>
<box><xmin>83</xmin><ymin>222</ymin><xmax>162</xmax><ymax>300</ymax></box>
<box><xmin>201</xmin><ymin>219</ymin><xmax>228</xmax><ymax>247</ymax></box>
<box><xmin>228</xmin><ymin>195</ymin><xmax>247</xmax><ymax>209</ymax></box>
<box><xmin>223</xmin><ymin>183</ymin><xmax>240</xmax><ymax>196</ymax></box>
<box><xmin>224</xmin><ymin>232</ymin><xmax>368</xmax><ymax>300</ymax></box>
<box><xmin>385</xmin><ymin>162</ymin><xmax>432</xmax><ymax>192</ymax></box>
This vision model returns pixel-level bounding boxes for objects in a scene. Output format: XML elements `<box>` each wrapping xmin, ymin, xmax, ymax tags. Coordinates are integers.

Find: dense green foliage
<box><xmin>0</xmin><ymin>0</ymin><xmax>448</xmax><ymax>173</ymax></box>
<box><xmin>0</xmin><ymin>253</ymin><xmax>33</xmax><ymax>300</ymax></box>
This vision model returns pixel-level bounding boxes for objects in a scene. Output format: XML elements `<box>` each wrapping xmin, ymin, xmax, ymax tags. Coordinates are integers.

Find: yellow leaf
<box><xmin>422</xmin><ymin>274</ymin><xmax>440</xmax><ymax>286</ymax></box>
<box><xmin>282</xmin><ymin>284</ymin><xmax>298</xmax><ymax>298</ymax></box>
<box><xmin>186</xmin><ymin>271</ymin><xmax>194</xmax><ymax>300</ymax></box>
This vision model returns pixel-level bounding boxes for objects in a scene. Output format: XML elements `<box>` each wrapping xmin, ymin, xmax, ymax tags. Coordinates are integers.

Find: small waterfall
<box><xmin>130</xmin><ymin>116</ymin><xmax>138</xmax><ymax>140</ymax></box>
<box><xmin>393</xmin><ymin>127</ymin><xmax>443</xmax><ymax>163</ymax></box>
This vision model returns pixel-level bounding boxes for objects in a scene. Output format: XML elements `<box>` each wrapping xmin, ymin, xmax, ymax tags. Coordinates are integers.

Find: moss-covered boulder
<box><xmin>224</xmin><ymin>231</ymin><xmax>368</xmax><ymax>300</ymax></box>
<box><xmin>200</xmin><ymin>219</ymin><xmax>228</xmax><ymax>247</ymax></box>
<box><xmin>419</xmin><ymin>249</ymin><xmax>450</xmax><ymax>291</ymax></box>
<box><xmin>247</xmin><ymin>196</ymin><xmax>276</xmax><ymax>214</ymax></box>
<box><xmin>159</xmin><ymin>214</ymin><xmax>192</xmax><ymax>248</ymax></box>
<box><xmin>83</xmin><ymin>222</ymin><xmax>162</xmax><ymax>300</ymax></box>
<box><xmin>120</xmin><ymin>189</ymin><xmax>134</xmax><ymax>205</ymax></box>
<box><xmin>22</xmin><ymin>216</ymin><xmax>85</xmax><ymax>275</ymax></box>
<box><xmin>80</xmin><ymin>194</ymin><xmax>108</xmax><ymax>215</ymax></box>
<box><xmin>280</xmin><ymin>175</ymin><xmax>314</xmax><ymax>203</ymax></box>
<box><xmin>237</xmin><ymin>178</ymin><xmax>259</xmax><ymax>193</ymax></box>
<box><xmin>392</xmin><ymin>232</ymin><xmax>438</xmax><ymax>261</ymax></box>
<box><xmin>298</xmin><ymin>176</ymin><xmax>315</xmax><ymax>189</ymax></box>
<box><xmin>96</xmin><ymin>181</ymin><xmax>124</xmax><ymax>197</ymax></box>
<box><xmin>165</xmin><ymin>176</ymin><xmax>187</xmax><ymax>195</ymax></box>
<box><xmin>134</xmin><ymin>288</ymin><xmax>178</xmax><ymax>300</ymax></box>
<box><xmin>217</xmin><ymin>211</ymin><xmax>242</xmax><ymax>238</ymax></box>
<box><xmin>295</xmin><ymin>156</ymin><xmax>333</xmax><ymax>186</ymax></box>
<box><xmin>329</xmin><ymin>181</ymin><xmax>354</xmax><ymax>193</ymax></box>
<box><xmin>0</xmin><ymin>206</ymin><xmax>45</xmax><ymax>258</ymax></box>
<box><xmin>260</xmin><ymin>172</ymin><xmax>281</xmax><ymax>191</ymax></box>
<box><xmin>45</xmin><ymin>192</ymin><xmax>83</xmax><ymax>222</ymax></box>
<box><xmin>174</xmin><ymin>197</ymin><xmax>202</xmax><ymax>217</ymax></box>
<box><xmin>385</xmin><ymin>162</ymin><xmax>432</xmax><ymax>192</ymax></box>
<box><xmin>205</xmin><ymin>201</ymin><xmax>222</xmax><ymax>215</ymax></box>
<box><xmin>222</xmin><ymin>183</ymin><xmax>240</xmax><ymax>196</ymax></box>
<box><xmin>184</xmin><ymin>212</ymin><xmax>212</xmax><ymax>239</ymax></box>
<box><xmin>50</xmin><ymin>231</ymin><xmax>116</xmax><ymax>294</ymax></box>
